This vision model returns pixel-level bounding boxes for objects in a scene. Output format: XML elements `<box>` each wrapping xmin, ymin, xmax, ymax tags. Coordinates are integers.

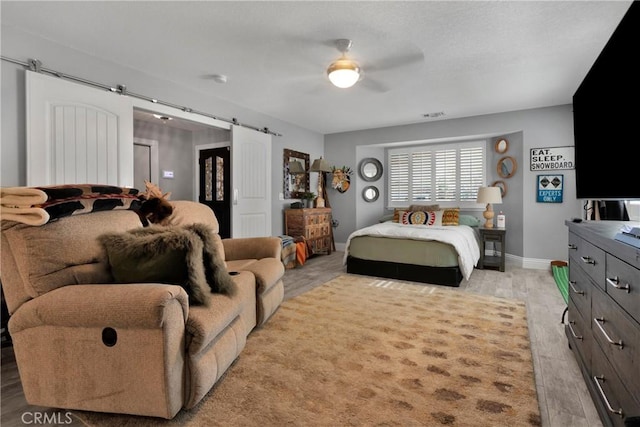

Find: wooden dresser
<box><xmin>565</xmin><ymin>220</ymin><xmax>640</xmax><ymax>427</ymax></box>
<box><xmin>285</xmin><ymin>208</ymin><xmax>332</xmax><ymax>255</ymax></box>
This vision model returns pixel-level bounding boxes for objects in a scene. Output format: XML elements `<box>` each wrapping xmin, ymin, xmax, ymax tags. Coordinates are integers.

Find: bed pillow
<box><xmin>459</xmin><ymin>214</ymin><xmax>482</xmax><ymax>227</ymax></box>
<box><xmin>400</xmin><ymin>210</ymin><xmax>443</xmax><ymax>226</ymax></box>
<box><xmin>440</xmin><ymin>208</ymin><xmax>460</xmax><ymax>226</ymax></box>
<box><xmin>408</xmin><ymin>204</ymin><xmax>440</xmax><ymax>212</ymax></box>
<box><xmin>379</xmin><ymin>213</ymin><xmax>395</xmax><ymax>223</ymax></box>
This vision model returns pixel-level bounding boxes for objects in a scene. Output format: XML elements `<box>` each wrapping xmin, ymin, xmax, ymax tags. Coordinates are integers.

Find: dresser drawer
<box><xmin>566</xmin><ymin>300</ymin><xmax>591</xmax><ymax>371</ymax></box>
<box><xmin>569</xmin><ymin>232</ymin><xmax>606</xmax><ymax>290</ymax></box>
<box><xmin>591</xmin><ymin>285</ymin><xmax>640</xmax><ymax>400</ymax></box>
<box><xmin>591</xmin><ymin>341</ymin><xmax>640</xmax><ymax>427</ymax></box>
<box><xmin>605</xmin><ymin>253</ymin><xmax>640</xmax><ymax>320</ymax></box>
<box><xmin>568</xmin><ymin>263</ymin><xmax>593</xmax><ymax>322</ymax></box>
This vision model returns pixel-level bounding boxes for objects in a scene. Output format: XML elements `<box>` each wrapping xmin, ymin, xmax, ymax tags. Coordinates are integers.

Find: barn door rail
<box><xmin>2</xmin><ymin>55</ymin><xmax>282</xmax><ymax>137</ymax></box>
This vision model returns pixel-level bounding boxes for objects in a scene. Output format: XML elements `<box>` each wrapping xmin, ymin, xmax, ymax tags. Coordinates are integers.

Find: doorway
<box><xmin>199</xmin><ymin>147</ymin><xmax>231</xmax><ymax>238</ymax></box>
<box><xmin>133</xmin><ymin>138</ymin><xmax>159</xmax><ymax>192</ymax></box>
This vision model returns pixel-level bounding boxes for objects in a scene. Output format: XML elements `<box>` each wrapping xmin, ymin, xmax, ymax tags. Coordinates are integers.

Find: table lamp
<box><xmin>310</xmin><ymin>157</ymin><xmax>332</xmax><ymax>207</ymax></box>
<box><xmin>476</xmin><ymin>186</ymin><xmax>502</xmax><ymax>228</ymax></box>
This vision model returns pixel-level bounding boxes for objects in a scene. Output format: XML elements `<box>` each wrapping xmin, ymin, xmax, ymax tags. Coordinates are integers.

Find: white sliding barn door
<box><xmin>26</xmin><ymin>71</ymin><xmax>134</xmax><ymax>187</ymax></box>
<box><xmin>231</xmin><ymin>125</ymin><xmax>272</xmax><ymax>237</ymax></box>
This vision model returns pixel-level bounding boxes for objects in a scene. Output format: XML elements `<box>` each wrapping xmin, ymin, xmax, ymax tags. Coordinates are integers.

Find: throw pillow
<box><xmin>392</xmin><ymin>207</ymin><xmax>409</xmax><ymax>223</ymax></box>
<box><xmin>441</xmin><ymin>208</ymin><xmax>460</xmax><ymax>226</ymax></box>
<box><xmin>98</xmin><ymin>224</ymin><xmax>235</xmax><ymax>306</ymax></box>
<box><xmin>400</xmin><ymin>210</ymin><xmax>443</xmax><ymax>226</ymax></box>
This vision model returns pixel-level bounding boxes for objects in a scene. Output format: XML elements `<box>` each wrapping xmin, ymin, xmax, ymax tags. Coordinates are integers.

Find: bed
<box><xmin>344</xmin><ymin>219</ymin><xmax>481</xmax><ymax>287</ymax></box>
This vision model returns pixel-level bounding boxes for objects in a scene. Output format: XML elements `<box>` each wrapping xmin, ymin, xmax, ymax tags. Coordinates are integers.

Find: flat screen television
<box><xmin>573</xmin><ymin>1</ymin><xmax>640</xmax><ymax>200</ymax></box>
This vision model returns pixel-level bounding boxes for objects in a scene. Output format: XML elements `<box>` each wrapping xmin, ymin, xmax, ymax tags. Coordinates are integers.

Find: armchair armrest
<box><xmin>8</xmin><ymin>283</ymin><xmax>189</xmax><ymax>334</ymax></box>
<box><xmin>8</xmin><ymin>283</ymin><xmax>189</xmax><ymax>419</ymax></box>
<box><xmin>222</xmin><ymin>236</ymin><xmax>281</xmax><ymax>261</ymax></box>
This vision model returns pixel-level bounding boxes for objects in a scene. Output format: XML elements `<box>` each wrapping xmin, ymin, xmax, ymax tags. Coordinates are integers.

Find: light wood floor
<box><xmin>1</xmin><ymin>252</ymin><xmax>603</xmax><ymax>427</ymax></box>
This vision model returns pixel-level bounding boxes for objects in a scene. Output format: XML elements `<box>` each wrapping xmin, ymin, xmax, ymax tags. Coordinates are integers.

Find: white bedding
<box><xmin>343</xmin><ymin>222</ymin><xmax>481</xmax><ymax>281</ymax></box>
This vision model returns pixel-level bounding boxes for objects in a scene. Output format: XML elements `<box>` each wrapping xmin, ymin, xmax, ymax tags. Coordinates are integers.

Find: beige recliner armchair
<box><xmin>1</xmin><ymin>200</ymin><xmax>284</xmax><ymax>418</ymax></box>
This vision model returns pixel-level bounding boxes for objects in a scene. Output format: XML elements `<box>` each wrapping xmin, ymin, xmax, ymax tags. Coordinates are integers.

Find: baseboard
<box><xmin>508</xmin><ymin>254</ymin><xmax>554</xmax><ymax>270</ymax></box>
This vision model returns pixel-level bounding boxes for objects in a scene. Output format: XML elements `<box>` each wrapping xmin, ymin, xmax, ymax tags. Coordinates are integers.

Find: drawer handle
<box><xmin>568</xmin><ymin>244</ymin><xmax>578</xmax><ymax>250</ymax></box>
<box><xmin>568</xmin><ymin>281</ymin><xmax>584</xmax><ymax>296</ymax></box>
<box><xmin>580</xmin><ymin>256</ymin><xmax>596</xmax><ymax>265</ymax></box>
<box><xmin>567</xmin><ymin>321</ymin><xmax>583</xmax><ymax>340</ymax></box>
<box><xmin>593</xmin><ymin>317</ymin><xmax>624</xmax><ymax>350</ymax></box>
<box><xmin>606</xmin><ymin>276</ymin><xmax>630</xmax><ymax>293</ymax></box>
<box><xmin>593</xmin><ymin>376</ymin><xmax>624</xmax><ymax>418</ymax></box>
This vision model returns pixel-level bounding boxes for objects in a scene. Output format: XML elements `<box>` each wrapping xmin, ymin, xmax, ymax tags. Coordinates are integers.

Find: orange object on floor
<box><xmin>296</xmin><ymin>241</ymin><xmax>308</xmax><ymax>265</ymax></box>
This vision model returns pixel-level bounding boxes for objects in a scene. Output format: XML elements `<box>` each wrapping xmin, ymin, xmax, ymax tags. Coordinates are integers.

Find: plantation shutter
<box><xmin>387</xmin><ymin>140</ymin><xmax>485</xmax><ymax>207</ymax></box>
<box><xmin>459</xmin><ymin>147</ymin><xmax>484</xmax><ymax>201</ymax></box>
<box><xmin>435</xmin><ymin>149</ymin><xmax>457</xmax><ymax>201</ymax></box>
<box><xmin>411</xmin><ymin>151</ymin><xmax>432</xmax><ymax>201</ymax></box>
<box><xmin>389</xmin><ymin>152</ymin><xmax>409</xmax><ymax>202</ymax></box>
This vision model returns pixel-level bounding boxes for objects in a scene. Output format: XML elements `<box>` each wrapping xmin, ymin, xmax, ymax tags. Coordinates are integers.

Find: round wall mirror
<box><xmin>359</xmin><ymin>158</ymin><xmax>383</xmax><ymax>182</ymax></box>
<box><xmin>362</xmin><ymin>186</ymin><xmax>379</xmax><ymax>202</ymax></box>
<box><xmin>497</xmin><ymin>156</ymin><xmax>517</xmax><ymax>178</ymax></box>
<box><xmin>495</xmin><ymin>138</ymin><xmax>509</xmax><ymax>154</ymax></box>
<box><xmin>491</xmin><ymin>180</ymin><xmax>507</xmax><ymax>198</ymax></box>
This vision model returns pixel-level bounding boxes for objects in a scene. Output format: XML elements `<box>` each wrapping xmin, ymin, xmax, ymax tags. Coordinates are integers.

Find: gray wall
<box><xmin>325</xmin><ymin>105</ymin><xmax>581</xmax><ymax>264</ymax></box>
<box><xmin>134</xmin><ymin>119</ymin><xmax>195</xmax><ymax>200</ymax></box>
<box><xmin>1</xmin><ymin>26</ymin><xmax>324</xmax><ymax>236</ymax></box>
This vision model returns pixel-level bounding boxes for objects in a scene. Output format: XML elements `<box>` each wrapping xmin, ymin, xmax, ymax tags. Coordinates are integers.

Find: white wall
<box><xmin>0</xmin><ymin>26</ymin><xmax>324</xmax><ymax>236</ymax></box>
<box><xmin>325</xmin><ymin>105</ymin><xmax>582</xmax><ymax>265</ymax></box>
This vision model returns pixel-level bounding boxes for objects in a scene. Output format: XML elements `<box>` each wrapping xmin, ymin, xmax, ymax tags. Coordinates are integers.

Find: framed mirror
<box><xmin>495</xmin><ymin>138</ymin><xmax>509</xmax><ymax>154</ymax></box>
<box><xmin>497</xmin><ymin>156</ymin><xmax>517</xmax><ymax>178</ymax></box>
<box><xmin>359</xmin><ymin>158</ymin><xmax>383</xmax><ymax>182</ymax></box>
<box><xmin>491</xmin><ymin>180</ymin><xmax>508</xmax><ymax>198</ymax></box>
<box><xmin>362</xmin><ymin>186</ymin><xmax>379</xmax><ymax>203</ymax></box>
<box><xmin>283</xmin><ymin>148</ymin><xmax>309</xmax><ymax>199</ymax></box>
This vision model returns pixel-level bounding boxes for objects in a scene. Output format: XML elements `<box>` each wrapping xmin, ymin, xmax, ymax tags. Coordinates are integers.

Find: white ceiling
<box><xmin>2</xmin><ymin>1</ymin><xmax>633</xmax><ymax>135</ymax></box>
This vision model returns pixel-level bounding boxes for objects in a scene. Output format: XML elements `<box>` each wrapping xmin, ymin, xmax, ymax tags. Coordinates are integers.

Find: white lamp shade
<box><xmin>476</xmin><ymin>186</ymin><xmax>502</xmax><ymax>204</ymax></box>
<box><xmin>327</xmin><ymin>59</ymin><xmax>360</xmax><ymax>88</ymax></box>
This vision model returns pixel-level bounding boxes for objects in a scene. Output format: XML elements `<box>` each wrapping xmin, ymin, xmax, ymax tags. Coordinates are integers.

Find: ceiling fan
<box><xmin>323</xmin><ymin>38</ymin><xmax>425</xmax><ymax>92</ymax></box>
<box><xmin>258</xmin><ymin>36</ymin><xmax>424</xmax><ymax>94</ymax></box>
<box><xmin>326</xmin><ymin>39</ymin><xmax>361</xmax><ymax>89</ymax></box>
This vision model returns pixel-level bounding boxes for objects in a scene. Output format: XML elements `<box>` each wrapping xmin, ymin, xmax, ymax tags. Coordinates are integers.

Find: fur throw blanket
<box><xmin>98</xmin><ymin>223</ymin><xmax>235</xmax><ymax>306</ymax></box>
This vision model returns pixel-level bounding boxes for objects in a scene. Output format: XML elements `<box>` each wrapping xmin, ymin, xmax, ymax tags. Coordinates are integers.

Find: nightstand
<box><xmin>478</xmin><ymin>227</ymin><xmax>506</xmax><ymax>272</ymax></box>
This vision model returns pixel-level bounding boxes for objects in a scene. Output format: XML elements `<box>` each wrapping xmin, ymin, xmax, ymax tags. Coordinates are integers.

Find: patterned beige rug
<box><xmin>76</xmin><ymin>274</ymin><xmax>541</xmax><ymax>427</ymax></box>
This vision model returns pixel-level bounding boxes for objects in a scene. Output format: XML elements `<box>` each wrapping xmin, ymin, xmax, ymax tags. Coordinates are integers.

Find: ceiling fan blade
<box><xmin>358</xmin><ymin>76</ymin><xmax>390</xmax><ymax>93</ymax></box>
<box><xmin>365</xmin><ymin>52</ymin><xmax>425</xmax><ymax>73</ymax></box>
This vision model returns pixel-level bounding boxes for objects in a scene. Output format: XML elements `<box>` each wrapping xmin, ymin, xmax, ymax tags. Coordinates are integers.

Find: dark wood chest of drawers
<box><xmin>284</xmin><ymin>208</ymin><xmax>332</xmax><ymax>255</ymax></box>
<box><xmin>565</xmin><ymin>220</ymin><xmax>640</xmax><ymax>427</ymax></box>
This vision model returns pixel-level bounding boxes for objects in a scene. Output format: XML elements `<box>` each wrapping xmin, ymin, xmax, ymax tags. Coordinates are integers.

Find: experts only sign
<box><xmin>530</xmin><ymin>146</ymin><xmax>575</xmax><ymax>171</ymax></box>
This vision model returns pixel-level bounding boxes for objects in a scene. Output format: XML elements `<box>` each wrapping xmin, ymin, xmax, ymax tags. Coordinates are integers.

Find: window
<box><xmin>387</xmin><ymin>141</ymin><xmax>486</xmax><ymax>207</ymax></box>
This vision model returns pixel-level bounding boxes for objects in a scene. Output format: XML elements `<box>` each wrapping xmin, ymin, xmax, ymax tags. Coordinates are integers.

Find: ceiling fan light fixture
<box><xmin>327</xmin><ymin>58</ymin><xmax>360</xmax><ymax>88</ymax></box>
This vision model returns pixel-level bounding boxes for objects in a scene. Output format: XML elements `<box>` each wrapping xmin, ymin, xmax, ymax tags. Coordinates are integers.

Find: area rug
<box><xmin>76</xmin><ymin>274</ymin><xmax>541</xmax><ymax>427</ymax></box>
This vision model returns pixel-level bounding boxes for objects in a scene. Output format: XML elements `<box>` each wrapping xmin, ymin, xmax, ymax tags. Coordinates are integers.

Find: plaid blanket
<box><xmin>1</xmin><ymin>184</ymin><xmax>142</xmax><ymax>226</ymax></box>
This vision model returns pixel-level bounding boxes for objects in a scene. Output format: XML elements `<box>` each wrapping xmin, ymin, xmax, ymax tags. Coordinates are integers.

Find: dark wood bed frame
<box><xmin>346</xmin><ymin>256</ymin><xmax>463</xmax><ymax>287</ymax></box>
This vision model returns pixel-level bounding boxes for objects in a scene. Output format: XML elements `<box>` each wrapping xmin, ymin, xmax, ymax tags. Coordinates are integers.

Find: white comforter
<box><xmin>343</xmin><ymin>222</ymin><xmax>481</xmax><ymax>281</ymax></box>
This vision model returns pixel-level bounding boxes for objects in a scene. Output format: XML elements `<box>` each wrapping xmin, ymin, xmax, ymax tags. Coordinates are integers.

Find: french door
<box><xmin>199</xmin><ymin>146</ymin><xmax>231</xmax><ymax>238</ymax></box>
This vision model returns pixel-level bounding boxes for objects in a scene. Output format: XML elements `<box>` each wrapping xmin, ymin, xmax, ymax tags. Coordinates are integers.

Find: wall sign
<box><xmin>537</xmin><ymin>174</ymin><xmax>563</xmax><ymax>203</ymax></box>
<box><xmin>530</xmin><ymin>146</ymin><xmax>574</xmax><ymax>171</ymax></box>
